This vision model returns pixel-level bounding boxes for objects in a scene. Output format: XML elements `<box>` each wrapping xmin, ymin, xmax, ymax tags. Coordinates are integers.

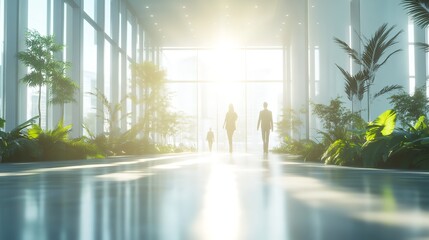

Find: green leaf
<box><xmin>401</xmin><ymin>0</ymin><xmax>429</xmax><ymax>28</ymax></box>
<box><xmin>414</xmin><ymin>115</ymin><xmax>427</xmax><ymax>131</ymax></box>
<box><xmin>0</xmin><ymin>118</ymin><xmax>5</xmax><ymax>128</ymax></box>
<box><xmin>366</xmin><ymin>110</ymin><xmax>396</xmax><ymax>141</ymax></box>
<box><xmin>28</xmin><ymin>124</ymin><xmax>43</xmax><ymax>139</ymax></box>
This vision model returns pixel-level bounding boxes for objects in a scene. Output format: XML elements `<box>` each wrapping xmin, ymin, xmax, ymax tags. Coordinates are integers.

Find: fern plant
<box><xmin>0</xmin><ymin>116</ymin><xmax>40</xmax><ymax>162</ymax></box>
<box><xmin>28</xmin><ymin>120</ymin><xmax>101</xmax><ymax>161</ymax></box>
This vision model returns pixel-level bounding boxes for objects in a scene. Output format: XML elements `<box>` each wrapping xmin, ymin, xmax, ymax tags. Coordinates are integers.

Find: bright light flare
<box><xmin>194</xmin><ymin>164</ymin><xmax>242</xmax><ymax>240</ymax></box>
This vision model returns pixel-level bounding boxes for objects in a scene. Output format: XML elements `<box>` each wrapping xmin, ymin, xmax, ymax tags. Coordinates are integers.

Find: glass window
<box><xmin>160</xmin><ymin>48</ymin><xmax>284</xmax><ymax>151</ymax></box>
<box><xmin>165</xmin><ymin>83</ymin><xmax>198</xmax><ymax>146</ymax></box>
<box><xmin>84</xmin><ymin>0</ymin><xmax>96</xmax><ymax>21</ymax></box>
<box><xmin>118</xmin><ymin>52</ymin><xmax>123</xmax><ymax>101</ymax></box>
<box><xmin>246</xmin><ymin>49</ymin><xmax>283</xmax><ymax>80</ymax></box>
<box><xmin>136</xmin><ymin>26</ymin><xmax>141</xmax><ymax>62</ymax></box>
<box><xmin>105</xmin><ymin>0</ymin><xmax>111</xmax><ymax>37</ymax></box>
<box><xmin>28</xmin><ymin>0</ymin><xmax>47</xmax><ymax>34</ymax></box>
<box><xmin>0</xmin><ymin>0</ymin><xmax>3</xmax><ymax>117</ymax></box>
<box><xmin>83</xmin><ymin>21</ymin><xmax>98</xmax><ymax>135</ymax></box>
<box><xmin>104</xmin><ymin>40</ymin><xmax>111</xmax><ymax>132</ymax></box>
<box><xmin>119</xmin><ymin>11</ymin><xmax>122</xmax><ymax>48</ymax></box>
<box><xmin>27</xmin><ymin>0</ymin><xmax>48</xmax><ymax>126</ymax></box>
<box><xmin>162</xmin><ymin>50</ymin><xmax>197</xmax><ymax>80</ymax></box>
<box><xmin>198</xmin><ymin>49</ymin><xmax>245</xmax><ymax>81</ymax></box>
<box><xmin>127</xmin><ymin>18</ymin><xmax>132</xmax><ymax>57</ymax></box>
<box><xmin>127</xmin><ymin>60</ymin><xmax>132</xmax><ymax>129</ymax></box>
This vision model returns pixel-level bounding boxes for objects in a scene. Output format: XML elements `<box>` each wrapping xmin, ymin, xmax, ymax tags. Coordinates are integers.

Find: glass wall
<box><xmin>0</xmin><ymin>0</ymin><xmax>147</xmax><ymax>135</ymax></box>
<box><xmin>161</xmin><ymin>48</ymin><xmax>283</xmax><ymax>152</ymax></box>
<box><xmin>0</xmin><ymin>0</ymin><xmax>3</xmax><ymax>117</ymax></box>
<box><xmin>83</xmin><ymin>20</ymin><xmax>98</xmax><ymax>134</ymax></box>
<box><xmin>105</xmin><ymin>0</ymin><xmax>112</xmax><ymax>37</ymax></box>
<box><xmin>104</xmin><ymin>40</ymin><xmax>112</xmax><ymax>132</ymax></box>
<box><xmin>27</xmin><ymin>0</ymin><xmax>48</xmax><ymax>127</ymax></box>
<box><xmin>84</xmin><ymin>0</ymin><xmax>96</xmax><ymax>21</ymax></box>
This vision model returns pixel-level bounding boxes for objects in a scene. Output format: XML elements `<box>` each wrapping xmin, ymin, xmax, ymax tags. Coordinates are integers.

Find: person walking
<box><xmin>206</xmin><ymin>128</ymin><xmax>215</xmax><ymax>152</ymax></box>
<box><xmin>257</xmin><ymin>102</ymin><xmax>273</xmax><ymax>154</ymax></box>
<box><xmin>223</xmin><ymin>104</ymin><xmax>238</xmax><ymax>153</ymax></box>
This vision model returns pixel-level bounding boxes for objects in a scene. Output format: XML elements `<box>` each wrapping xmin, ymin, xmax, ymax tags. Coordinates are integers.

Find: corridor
<box><xmin>0</xmin><ymin>153</ymin><xmax>428</xmax><ymax>240</ymax></box>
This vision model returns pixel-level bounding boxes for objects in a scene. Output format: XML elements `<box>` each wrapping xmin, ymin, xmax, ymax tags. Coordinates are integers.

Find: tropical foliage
<box><xmin>389</xmin><ymin>87</ymin><xmax>429</xmax><ymax>127</ymax></box>
<box><xmin>312</xmin><ymin>98</ymin><xmax>366</xmax><ymax>144</ymax></box>
<box><xmin>18</xmin><ymin>30</ymin><xmax>78</xmax><ymax>125</ymax></box>
<box><xmin>0</xmin><ymin>117</ymin><xmax>40</xmax><ymax>162</ymax></box>
<box><xmin>28</xmin><ymin>120</ymin><xmax>102</xmax><ymax>161</ymax></box>
<box><xmin>334</xmin><ymin>24</ymin><xmax>403</xmax><ymax>119</ymax></box>
<box><xmin>273</xmin><ymin>136</ymin><xmax>325</xmax><ymax>162</ymax></box>
<box><xmin>130</xmin><ymin>61</ymin><xmax>186</xmax><ymax>143</ymax></box>
<box><xmin>87</xmin><ymin>88</ymin><xmax>127</xmax><ymax>138</ymax></box>
<box><xmin>276</xmin><ymin>107</ymin><xmax>304</xmax><ymax>139</ymax></box>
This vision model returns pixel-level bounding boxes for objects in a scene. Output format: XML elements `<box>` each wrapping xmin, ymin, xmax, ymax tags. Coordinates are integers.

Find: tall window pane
<box><xmin>127</xmin><ymin>17</ymin><xmax>133</xmax><ymax>57</ymax></box>
<box><xmin>104</xmin><ymin>40</ymin><xmax>111</xmax><ymax>132</ymax></box>
<box><xmin>0</xmin><ymin>0</ymin><xmax>3</xmax><ymax>116</ymax></box>
<box><xmin>105</xmin><ymin>0</ymin><xmax>111</xmax><ymax>37</ymax></box>
<box><xmin>166</xmin><ymin>83</ymin><xmax>197</xmax><ymax>146</ymax></box>
<box><xmin>162</xmin><ymin>50</ymin><xmax>197</xmax><ymax>80</ymax></box>
<box><xmin>84</xmin><ymin>0</ymin><xmax>96</xmax><ymax>21</ymax></box>
<box><xmin>246</xmin><ymin>49</ymin><xmax>283</xmax><ymax>80</ymax></box>
<box><xmin>197</xmin><ymin>49</ymin><xmax>244</xmax><ymax>81</ymax></box>
<box><xmin>27</xmin><ymin>0</ymin><xmax>48</xmax><ymax>127</ymax></box>
<box><xmin>83</xmin><ymin>21</ymin><xmax>98</xmax><ymax>134</ymax></box>
<box><xmin>127</xmin><ymin>60</ymin><xmax>132</xmax><ymax>129</ymax></box>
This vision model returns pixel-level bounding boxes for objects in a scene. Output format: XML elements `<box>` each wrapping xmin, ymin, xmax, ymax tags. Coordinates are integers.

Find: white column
<box><xmin>120</xmin><ymin>5</ymin><xmax>127</xmax><ymax>131</ymax></box>
<box><xmin>4</xmin><ymin>0</ymin><xmax>27</xmax><ymax>130</ymax></box>
<box><xmin>414</xmin><ymin>26</ymin><xmax>426</xmax><ymax>89</ymax></box>
<box><xmin>69</xmin><ymin>0</ymin><xmax>83</xmax><ymax>137</ymax></box>
<box><xmin>110</xmin><ymin>0</ymin><xmax>119</xmax><ymax>133</ymax></box>
<box><xmin>96</xmin><ymin>0</ymin><xmax>105</xmax><ymax>135</ymax></box>
<box><xmin>51</xmin><ymin>0</ymin><xmax>65</xmax><ymax>128</ymax></box>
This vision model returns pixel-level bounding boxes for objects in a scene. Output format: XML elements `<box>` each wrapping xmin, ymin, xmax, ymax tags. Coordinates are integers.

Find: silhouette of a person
<box><xmin>257</xmin><ymin>102</ymin><xmax>273</xmax><ymax>154</ymax></box>
<box><xmin>224</xmin><ymin>104</ymin><xmax>238</xmax><ymax>153</ymax></box>
<box><xmin>206</xmin><ymin>128</ymin><xmax>215</xmax><ymax>152</ymax></box>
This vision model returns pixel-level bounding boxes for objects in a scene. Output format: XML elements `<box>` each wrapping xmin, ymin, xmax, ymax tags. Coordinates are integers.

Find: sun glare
<box><xmin>211</xmin><ymin>38</ymin><xmax>246</xmax><ymax>109</ymax></box>
<box><xmin>194</xmin><ymin>163</ymin><xmax>242</xmax><ymax>240</ymax></box>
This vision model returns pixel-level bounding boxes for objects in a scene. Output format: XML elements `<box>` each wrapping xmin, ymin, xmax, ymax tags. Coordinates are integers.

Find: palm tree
<box><xmin>335</xmin><ymin>24</ymin><xmax>403</xmax><ymax>121</ymax></box>
<box><xmin>18</xmin><ymin>30</ymin><xmax>77</xmax><ymax>126</ymax></box>
<box><xmin>335</xmin><ymin>66</ymin><xmax>367</xmax><ymax>114</ymax></box>
<box><xmin>402</xmin><ymin>0</ymin><xmax>429</xmax><ymax>28</ymax></box>
<box><xmin>402</xmin><ymin>0</ymin><xmax>429</xmax><ymax>52</ymax></box>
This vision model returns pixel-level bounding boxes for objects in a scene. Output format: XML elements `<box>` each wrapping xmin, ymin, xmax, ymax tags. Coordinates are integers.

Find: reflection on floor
<box><xmin>0</xmin><ymin>153</ymin><xmax>429</xmax><ymax>240</ymax></box>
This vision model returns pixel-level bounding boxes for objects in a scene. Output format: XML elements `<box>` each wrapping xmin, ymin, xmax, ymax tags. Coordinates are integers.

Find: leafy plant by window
<box><xmin>322</xmin><ymin>139</ymin><xmax>362</xmax><ymax>166</ymax></box>
<box><xmin>0</xmin><ymin>116</ymin><xmax>40</xmax><ymax>162</ymax></box>
<box><xmin>28</xmin><ymin>120</ymin><xmax>102</xmax><ymax>161</ymax></box>
<box><xmin>18</xmin><ymin>30</ymin><xmax>78</xmax><ymax>125</ymax></box>
<box><xmin>388</xmin><ymin>87</ymin><xmax>429</xmax><ymax>127</ymax></box>
<box><xmin>131</xmin><ymin>61</ymin><xmax>183</xmax><ymax>143</ymax></box>
<box><xmin>335</xmin><ymin>24</ymin><xmax>403</xmax><ymax>120</ymax></box>
<box><xmin>88</xmin><ymin>88</ymin><xmax>128</xmax><ymax>138</ymax></box>
<box><xmin>276</xmin><ymin>107</ymin><xmax>304</xmax><ymax>139</ymax></box>
<box><xmin>312</xmin><ymin>97</ymin><xmax>365</xmax><ymax>134</ymax></box>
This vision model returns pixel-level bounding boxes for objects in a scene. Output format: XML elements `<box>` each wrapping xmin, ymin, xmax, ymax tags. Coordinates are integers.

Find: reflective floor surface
<box><xmin>0</xmin><ymin>153</ymin><xmax>429</xmax><ymax>240</ymax></box>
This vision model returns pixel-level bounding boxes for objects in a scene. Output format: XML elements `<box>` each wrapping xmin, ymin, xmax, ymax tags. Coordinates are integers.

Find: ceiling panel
<box><xmin>127</xmin><ymin>0</ymin><xmax>305</xmax><ymax>47</ymax></box>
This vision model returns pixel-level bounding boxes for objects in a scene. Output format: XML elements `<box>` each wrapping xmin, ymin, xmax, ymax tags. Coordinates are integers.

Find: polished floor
<box><xmin>0</xmin><ymin>153</ymin><xmax>429</xmax><ymax>240</ymax></box>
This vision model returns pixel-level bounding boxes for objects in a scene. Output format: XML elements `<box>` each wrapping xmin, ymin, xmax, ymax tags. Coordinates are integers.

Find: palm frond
<box><xmin>415</xmin><ymin>42</ymin><xmax>429</xmax><ymax>52</ymax></box>
<box><xmin>336</xmin><ymin>65</ymin><xmax>369</xmax><ymax>101</ymax></box>
<box><xmin>361</xmin><ymin>24</ymin><xmax>402</xmax><ymax>73</ymax></box>
<box><xmin>402</xmin><ymin>0</ymin><xmax>429</xmax><ymax>28</ymax></box>
<box><xmin>373</xmin><ymin>85</ymin><xmax>403</xmax><ymax>99</ymax></box>
<box><xmin>334</xmin><ymin>38</ymin><xmax>362</xmax><ymax>65</ymax></box>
